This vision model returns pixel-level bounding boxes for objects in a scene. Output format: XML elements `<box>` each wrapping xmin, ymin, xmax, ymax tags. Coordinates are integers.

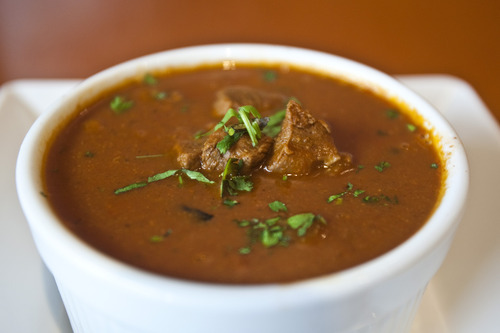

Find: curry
<box><xmin>43</xmin><ymin>64</ymin><xmax>443</xmax><ymax>284</ymax></box>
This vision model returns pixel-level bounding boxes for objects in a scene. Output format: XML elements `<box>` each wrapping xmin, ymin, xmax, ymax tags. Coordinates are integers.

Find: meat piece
<box><xmin>213</xmin><ymin>86</ymin><xmax>287</xmax><ymax>117</ymax></box>
<box><xmin>266</xmin><ymin>100</ymin><xmax>348</xmax><ymax>176</ymax></box>
<box><xmin>201</xmin><ymin>130</ymin><xmax>273</xmax><ymax>174</ymax></box>
<box><xmin>174</xmin><ymin>140</ymin><xmax>202</xmax><ymax>170</ymax></box>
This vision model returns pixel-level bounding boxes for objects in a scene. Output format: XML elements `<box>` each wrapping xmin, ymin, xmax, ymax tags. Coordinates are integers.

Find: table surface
<box><xmin>1</xmin><ymin>0</ymin><xmax>499</xmax><ymax>121</ymax></box>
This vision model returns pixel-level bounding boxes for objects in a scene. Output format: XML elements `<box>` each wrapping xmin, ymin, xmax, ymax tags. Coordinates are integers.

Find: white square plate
<box><xmin>1</xmin><ymin>75</ymin><xmax>499</xmax><ymax>332</ymax></box>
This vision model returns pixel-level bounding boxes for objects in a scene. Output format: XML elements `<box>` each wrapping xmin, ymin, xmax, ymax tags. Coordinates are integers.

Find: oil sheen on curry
<box><xmin>44</xmin><ymin>64</ymin><xmax>443</xmax><ymax>284</ymax></box>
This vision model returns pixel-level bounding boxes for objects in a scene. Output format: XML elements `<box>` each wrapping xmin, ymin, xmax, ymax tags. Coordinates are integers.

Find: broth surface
<box><xmin>44</xmin><ymin>65</ymin><xmax>442</xmax><ymax>284</ymax></box>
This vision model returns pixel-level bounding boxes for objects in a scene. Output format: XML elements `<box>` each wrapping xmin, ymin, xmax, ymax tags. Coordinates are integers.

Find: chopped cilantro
<box><xmin>353</xmin><ymin>189</ymin><xmax>365</xmax><ymax>197</ymax></box>
<box><xmin>154</xmin><ymin>91</ymin><xmax>167</xmax><ymax>100</ymax></box>
<box><xmin>150</xmin><ymin>235</ymin><xmax>164</xmax><ymax>243</ymax></box>
<box><xmin>386</xmin><ymin>109</ymin><xmax>399</xmax><ymax>119</ymax></box>
<box><xmin>374</xmin><ymin>161</ymin><xmax>391</xmax><ymax>172</ymax></box>
<box><xmin>216</xmin><ymin>131</ymin><xmax>244</xmax><ymax>154</ymax></box>
<box><xmin>143</xmin><ymin>73</ymin><xmax>158</xmax><ymax>86</ymax></box>
<box><xmin>407</xmin><ymin>124</ymin><xmax>417</xmax><ymax>132</ymax></box>
<box><xmin>431</xmin><ymin>163</ymin><xmax>439</xmax><ymax>169</ymax></box>
<box><xmin>220</xmin><ymin>158</ymin><xmax>253</xmax><ymax>197</ymax></box>
<box><xmin>261</xmin><ymin>227</ymin><xmax>283</xmax><ymax>247</ymax></box>
<box><xmin>234</xmin><ymin>206</ymin><xmax>325</xmax><ymax>253</ymax></box>
<box><xmin>115</xmin><ymin>169</ymin><xmax>213</xmax><ymax>195</ymax></box>
<box><xmin>197</xmin><ymin>105</ymin><xmax>266</xmax><ymax>148</ymax></box>
<box><xmin>114</xmin><ymin>182</ymin><xmax>148</xmax><ymax>194</ymax></box>
<box><xmin>223</xmin><ymin>199</ymin><xmax>239</xmax><ymax>207</ymax></box>
<box><xmin>263</xmin><ymin>70</ymin><xmax>278</xmax><ymax>82</ymax></box>
<box><xmin>363</xmin><ymin>194</ymin><xmax>399</xmax><ymax>205</ymax></box>
<box><xmin>268</xmin><ymin>200</ymin><xmax>287</xmax><ymax>212</ymax></box>
<box><xmin>327</xmin><ymin>183</ymin><xmax>397</xmax><ymax>206</ymax></box>
<box><xmin>226</xmin><ymin>176</ymin><xmax>253</xmax><ymax>195</ymax></box>
<box><xmin>150</xmin><ymin>229</ymin><xmax>172</xmax><ymax>243</ymax></box>
<box><xmin>239</xmin><ymin>247</ymin><xmax>251</xmax><ymax>255</ymax></box>
<box><xmin>262</xmin><ymin>109</ymin><xmax>286</xmax><ymax>137</ymax></box>
<box><xmin>181</xmin><ymin>169</ymin><xmax>214</xmax><ymax>183</ymax></box>
<box><xmin>234</xmin><ymin>217</ymin><xmax>287</xmax><ymax>250</ymax></box>
<box><xmin>110</xmin><ymin>96</ymin><xmax>134</xmax><ymax>113</ymax></box>
<box><xmin>328</xmin><ymin>183</ymin><xmax>353</xmax><ymax>203</ymax></box>
<box><xmin>147</xmin><ymin>169</ymin><xmax>178</xmax><ymax>182</ymax></box>
<box><xmin>287</xmin><ymin>213</ymin><xmax>316</xmax><ymax>237</ymax></box>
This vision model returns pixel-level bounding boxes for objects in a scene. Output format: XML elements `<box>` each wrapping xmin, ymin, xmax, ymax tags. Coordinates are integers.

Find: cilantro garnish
<box><xmin>269</xmin><ymin>200</ymin><xmax>287</xmax><ymax>212</ymax></box>
<box><xmin>234</xmin><ymin>203</ymin><xmax>325</xmax><ymax>254</ymax></box>
<box><xmin>197</xmin><ymin>106</ymin><xmax>268</xmax><ymax>153</ymax></box>
<box><xmin>154</xmin><ymin>91</ymin><xmax>167</xmax><ymax>100</ymax></box>
<box><xmin>114</xmin><ymin>182</ymin><xmax>148</xmax><ymax>195</ymax></box>
<box><xmin>216</xmin><ymin>131</ymin><xmax>244</xmax><ymax>154</ymax></box>
<box><xmin>220</xmin><ymin>158</ymin><xmax>253</xmax><ymax>197</ymax></box>
<box><xmin>327</xmin><ymin>183</ymin><xmax>353</xmax><ymax>203</ymax></box>
<box><xmin>143</xmin><ymin>73</ymin><xmax>158</xmax><ymax>86</ymax></box>
<box><xmin>363</xmin><ymin>195</ymin><xmax>399</xmax><ymax>205</ymax></box>
<box><xmin>110</xmin><ymin>96</ymin><xmax>134</xmax><ymax>113</ymax></box>
<box><xmin>223</xmin><ymin>199</ymin><xmax>239</xmax><ymax>207</ymax></box>
<box><xmin>287</xmin><ymin>213</ymin><xmax>317</xmax><ymax>237</ymax></box>
<box><xmin>386</xmin><ymin>109</ymin><xmax>399</xmax><ymax>119</ymax></box>
<box><xmin>263</xmin><ymin>70</ymin><xmax>278</xmax><ymax>82</ymax></box>
<box><xmin>115</xmin><ymin>169</ymin><xmax>214</xmax><ymax>195</ymax></box>
<box><xmin>239</xmin><ymin>247</ymin><xmax>251</xmax><ymax>255</ymax></box>
<box><xmin>262</xmin><ymin>109</ymin><xmax>286</xmax><ymax>137</ymax></box>
<box><xmin>150</xmin><ymin>229</ymin><xmax>172</xmax><ymax>243</ymax></box>
<box><xmin>407</xmin><ymin>124</ymin><xmax>417</xmax><ymax>132</ymax></box>
<box><xmin>327</xmin><ymin>182</ymin><xmax>398</xmax><ymax>206</ymax></box>
<box><xmin>234</xmin><ymin>217</ymin><xmax>289</xmax><ymax>252</ymax></box>
<box><xmin>374</xmin><ymin>161</ymin><xmax>391</xmax><ymax>172</ymax></box>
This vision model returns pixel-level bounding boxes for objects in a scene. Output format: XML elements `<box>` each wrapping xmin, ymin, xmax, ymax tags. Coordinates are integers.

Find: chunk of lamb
<box><xmin>266</xmin><ymin>100</ymin><xmax>350</xmax><ymax>175</ymax></box>
<box><xmin>174</xmin><ymin>140</ymin><xmax>203</xmax><ymax>170</ymax></box>
<box><xmin>213</xmin><ymin>86</ymin><xmax>287</xmax><ymax>117</ymax></box>
<box><xmin>201</xmin><ymin>130</ymin><xmax>273</xmax><ymax>174</ymax></box>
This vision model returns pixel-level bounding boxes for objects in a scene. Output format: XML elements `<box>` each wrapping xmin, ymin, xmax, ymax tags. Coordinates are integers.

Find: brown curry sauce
<box><xmin>43</xmin><ymin>65</ymin><xmax>442</xmax><ymax>284</ymax></box>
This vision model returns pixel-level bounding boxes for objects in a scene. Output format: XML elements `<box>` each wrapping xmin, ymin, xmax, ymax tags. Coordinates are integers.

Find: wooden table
<box><xmin>1</xmin><ymin>0</ymin><xmax>499</xmax><ymax>122</ymax></box>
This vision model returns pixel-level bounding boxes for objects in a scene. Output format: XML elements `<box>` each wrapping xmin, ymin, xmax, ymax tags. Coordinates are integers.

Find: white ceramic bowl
<box><xmin>16</xmin><ymin>44</ymin><xmax>469</xmax><ymax>333</ymax></box>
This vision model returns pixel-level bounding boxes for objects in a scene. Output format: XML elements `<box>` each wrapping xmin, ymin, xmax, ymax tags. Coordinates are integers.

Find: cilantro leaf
<box><xmin>228</xmin><ymin>176</ymin><xmax>253</xmax><ymax>193</ymax></box>
<box><xmin>287</xmin><ymin>213</ymin><xmax>316</xmax><ymax>236</ymax></box>
<box><xmin>262</xmin><ymin>109</ymin><xmax>286</xmax><ymax>137</ymax></box>
<box><xmin>110</xmin><ymin>96</ymin><xmax>134</xmax><ymax>113</ymax></box>
<box><xmin>148</xmin><ymin>169</ymin><xmax>178</xmax><ymax>182</ymax></box>
<box><xmin>216</xmin><ymin>131</ymin><xmax>244</xmax><ymax>154</ymax></box>
<box><xmin>374</xmin><ymin>161</ymin><xmax>391</xmax><ymax>172</ymax></box>
<box><xmin>223</xmin><ymin>199</ymin><xmax>239</xmax><ymax>207</ymax></box>
<box><xmin>181</xmin><ymin>169</ymin><xmax>214</xmax><ymax>183</ymax></box>
<box><xmin>143</xmin><ymin>73</ymin><xmax>157</xmax><ymax>86</ymax></box>
<box><xmin>386</xmin><ymin>109</ymin><xmax>399</xmax><ymax>119</ymax></box>
<box><xmin>220</xmin><ymin>158</ymin><xmax>253</xmax><ymax>197</ymax></box>
<box><xmin>269</xmin><ymin>200</ymin><xmax>287</xmax><ymax>212</ymax></box>
<box><xmin>115</xmin><ymin>169</ymin><xmax>213</xmax><ymax>194</ymax></box>
<box><xmin>114</xmin><ymin>182</ymin><xmax>148</xmax><ymax>194</ymax></box>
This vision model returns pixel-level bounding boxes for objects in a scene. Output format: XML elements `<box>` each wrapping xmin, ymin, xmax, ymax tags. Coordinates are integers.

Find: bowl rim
<box><xmin>16</xmin><ymin>43</ymin><xmax>470</xmax><ymax>309</ymax></box>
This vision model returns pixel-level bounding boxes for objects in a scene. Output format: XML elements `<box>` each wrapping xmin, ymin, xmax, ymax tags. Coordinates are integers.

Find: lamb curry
<box><xmin>43</xmin><ymin>64</ymin><xmax>443</xmax><ymax>284</ymax></box>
